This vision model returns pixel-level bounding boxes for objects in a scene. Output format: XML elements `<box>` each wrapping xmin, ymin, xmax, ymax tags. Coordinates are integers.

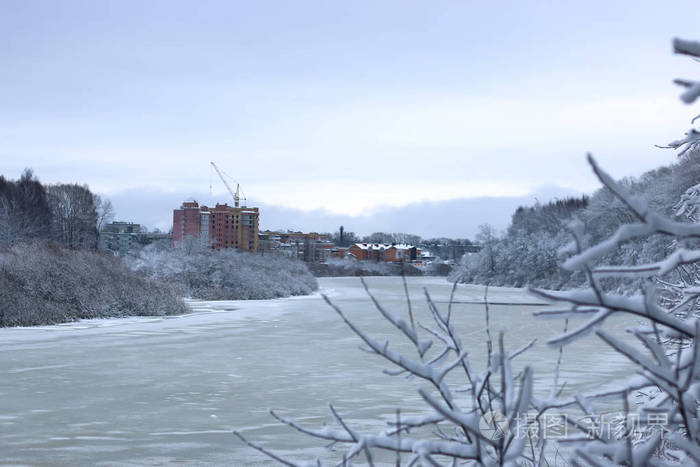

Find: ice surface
<box><xmin>0</xmin><ymin>276</ymin><xmax>636</xmax><ymax>465</ymax></box>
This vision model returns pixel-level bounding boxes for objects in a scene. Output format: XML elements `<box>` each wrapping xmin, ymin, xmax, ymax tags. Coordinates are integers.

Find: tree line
<box><xmin>452</xmin><ymin>152</ymin><xmax>700</xmax><ymax>288</ymax></box>
<box><xmin>0</xmin><ymin>168</ymin><xmax>113</xmax><ymax>249</ymax></box>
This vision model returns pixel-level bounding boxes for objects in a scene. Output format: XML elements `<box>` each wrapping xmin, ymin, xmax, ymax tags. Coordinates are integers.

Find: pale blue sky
<box><xmin>1</xmin><ymin>1</ymin><xmax>698</xmax><ymax>229</ymax></box>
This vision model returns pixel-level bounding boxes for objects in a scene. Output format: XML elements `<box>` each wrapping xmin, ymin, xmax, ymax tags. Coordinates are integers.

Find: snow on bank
<box><xmin>0</xmin><ymin>287</ymin><xmax>331</xmax><ymax>348</ymax></box>
<box><xmin>0</xmin><ymin>277</ymin><xmax>543</xmax><ymax>349</ymax></box>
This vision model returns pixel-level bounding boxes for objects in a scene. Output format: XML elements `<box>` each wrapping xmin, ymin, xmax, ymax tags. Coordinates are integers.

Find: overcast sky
<box><xmin>1</xmin><ymin>1</ymin><xmax>698</xmax><ymax>233</ymax></box>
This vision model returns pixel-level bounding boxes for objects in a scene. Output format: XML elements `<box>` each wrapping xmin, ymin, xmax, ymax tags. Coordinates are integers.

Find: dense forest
<box><xmin>451</xmin><ymin>151</ymin><xmax>700</xmax><ymax>288</ymax></box>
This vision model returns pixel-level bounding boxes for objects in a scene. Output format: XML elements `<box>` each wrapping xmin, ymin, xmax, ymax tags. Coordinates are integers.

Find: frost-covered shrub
<box><xmin>421</xmin><ymin>261</ymin><xmax>453</xmax><ymax>276</ymax></box>
<box><xmin>452</xmin><ymin>228</ymin><xmax>578</xmax><ymax>289</ymax></box>
<box><xmin>308</xmin><ymin>258</ymin><xmax>423</xmax><ymax>277</ymax></box>
<box><xmin>0</xmin><ymin>242</ymin><xmax>186</xmax><ymax>326</ymax></box>
<box><xmin>130</xmin><ymin>245</ymin><xmax>318</xmax><ymax>300</ymax></box>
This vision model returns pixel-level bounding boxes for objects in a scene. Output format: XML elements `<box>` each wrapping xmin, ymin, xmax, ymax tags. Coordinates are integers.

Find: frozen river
<box><xmin>0</xmin><ymin>277</ymin><xmax>634</xmax><ymax>465</ymax></box>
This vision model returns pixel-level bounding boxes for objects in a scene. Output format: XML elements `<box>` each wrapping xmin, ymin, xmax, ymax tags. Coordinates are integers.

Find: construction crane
<box><xmin>210</xmin><ymin>161</ymin><xmax>245</xmax><ymax>208</ymax></box>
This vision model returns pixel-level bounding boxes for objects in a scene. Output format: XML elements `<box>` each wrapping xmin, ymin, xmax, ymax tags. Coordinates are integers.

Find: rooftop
<box><xmin>352</xmin><ymin>243</ymin><xmax>416</xmax><ymax>250</ymax></box>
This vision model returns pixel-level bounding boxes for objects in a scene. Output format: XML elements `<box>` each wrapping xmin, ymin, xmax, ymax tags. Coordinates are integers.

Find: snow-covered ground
<box><xmin>0</xmin><ymin>277</ymin><xmax>634</xmax><ymax>465</ymax></box>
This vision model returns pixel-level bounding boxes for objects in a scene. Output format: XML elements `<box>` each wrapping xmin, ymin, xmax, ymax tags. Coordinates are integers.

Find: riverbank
<box><xmin>308</xmin><ymin>258</ymin><xmax>452</xmax><ymax>277</ymax></box>
<box><xmin>0</xmin><ymin>242</ymin><xmax>319</xmax><ymax>327</ymax></box>
<box><xmin>0</xmin><ymin>243</ymin><xmax>187</xmax><ymax>327</ymax></box>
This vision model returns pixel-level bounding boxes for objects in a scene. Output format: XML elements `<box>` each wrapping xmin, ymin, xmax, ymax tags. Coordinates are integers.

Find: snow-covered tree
<box><xmin>235</xmin><ymin>275</ymin><xmax>545</xmax><ymax>465</ymax></box>
<box><xmin>234</xmin><ymin>38</ymin><xmax>700</xmax><ymax>465</ymax></box>
<box><xmin>131</xmin><ymin>244</ymin><xmax>318</xmax><ymax>300</ymax></box>
<box><xmin>526</xmin><ymin>154</ymin><xmax>700</xmax><ymax>465</ymax></box>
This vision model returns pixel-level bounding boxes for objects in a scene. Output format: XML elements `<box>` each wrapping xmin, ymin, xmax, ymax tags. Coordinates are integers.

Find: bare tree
<box><xmin>47</xmin><ymin>183</ymin><xmax>99</xmax><ymax>249</ymax></box>
<box><xmin>235</xmin><ymin>274</ymin><xmax>546</xmax><ymax>466</ymax></box>
<box><xmin>94</xmin><ymin>194</ymin><xmax>115</xmax><ymax>232</ymax></box>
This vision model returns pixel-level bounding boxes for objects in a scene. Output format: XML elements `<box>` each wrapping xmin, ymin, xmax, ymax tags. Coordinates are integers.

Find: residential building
<box><xmin>173</xmin><ymin>201</ymin><xmax>203</xmax><ymax>247</ymax></box>
<box><xmin>331</xmin><ymin>247</ymin><xmax>349</xmax><ymax>259</ymax></box>
<box><xmin>346</xmin><ymin>243</ymin><xmax>420</xmax><ymax>263</ymax></box>
<box><xmin>209</xmin><ymin>203</ymin><xmax>259</xmax><ymax>251</ymax></box>
<box><xmin>172</xmin><ymin>200</ymin><xmax>259</xmax><ymax>252</ymax></box>
<box><xmin>258</xmin><ymin>230</ymin><xmax>333</xmax><ymax>262</ymax></box>
<box><xmin>98</xmin><ymin>221</ymin><xmax>141</xmax><ymax>256</ymax></box>
<box><xmin>139</xmin><ymin>231</ymin><xmax>171</xmax><ymax>246</ymax></box>
<box><xmin>100</xmin><ymin>222</ymin><xmax>173</xmax><ymax>256</ymax></box>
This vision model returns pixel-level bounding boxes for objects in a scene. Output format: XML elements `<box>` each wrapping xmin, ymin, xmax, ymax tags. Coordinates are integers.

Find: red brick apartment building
<box><xmin>347</xmin><ymin>243</ymin><xmax>420</xmax><ymax>262</ymax></box>
<box><xmin>173</xmin><ymin>201</ymin><xmax>259</xmax><ymax>251</ymax></box>
<box><xmin>172</xmin><ymin>201</ymin><xmax>206</xmax><ymax>246</ymax></box>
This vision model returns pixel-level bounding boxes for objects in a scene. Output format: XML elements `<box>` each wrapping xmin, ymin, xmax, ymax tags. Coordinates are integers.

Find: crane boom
<box><xmin>210</xmin><ymin>161</ymin><xmax>241</xmax><ymax>207</ymax></box>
